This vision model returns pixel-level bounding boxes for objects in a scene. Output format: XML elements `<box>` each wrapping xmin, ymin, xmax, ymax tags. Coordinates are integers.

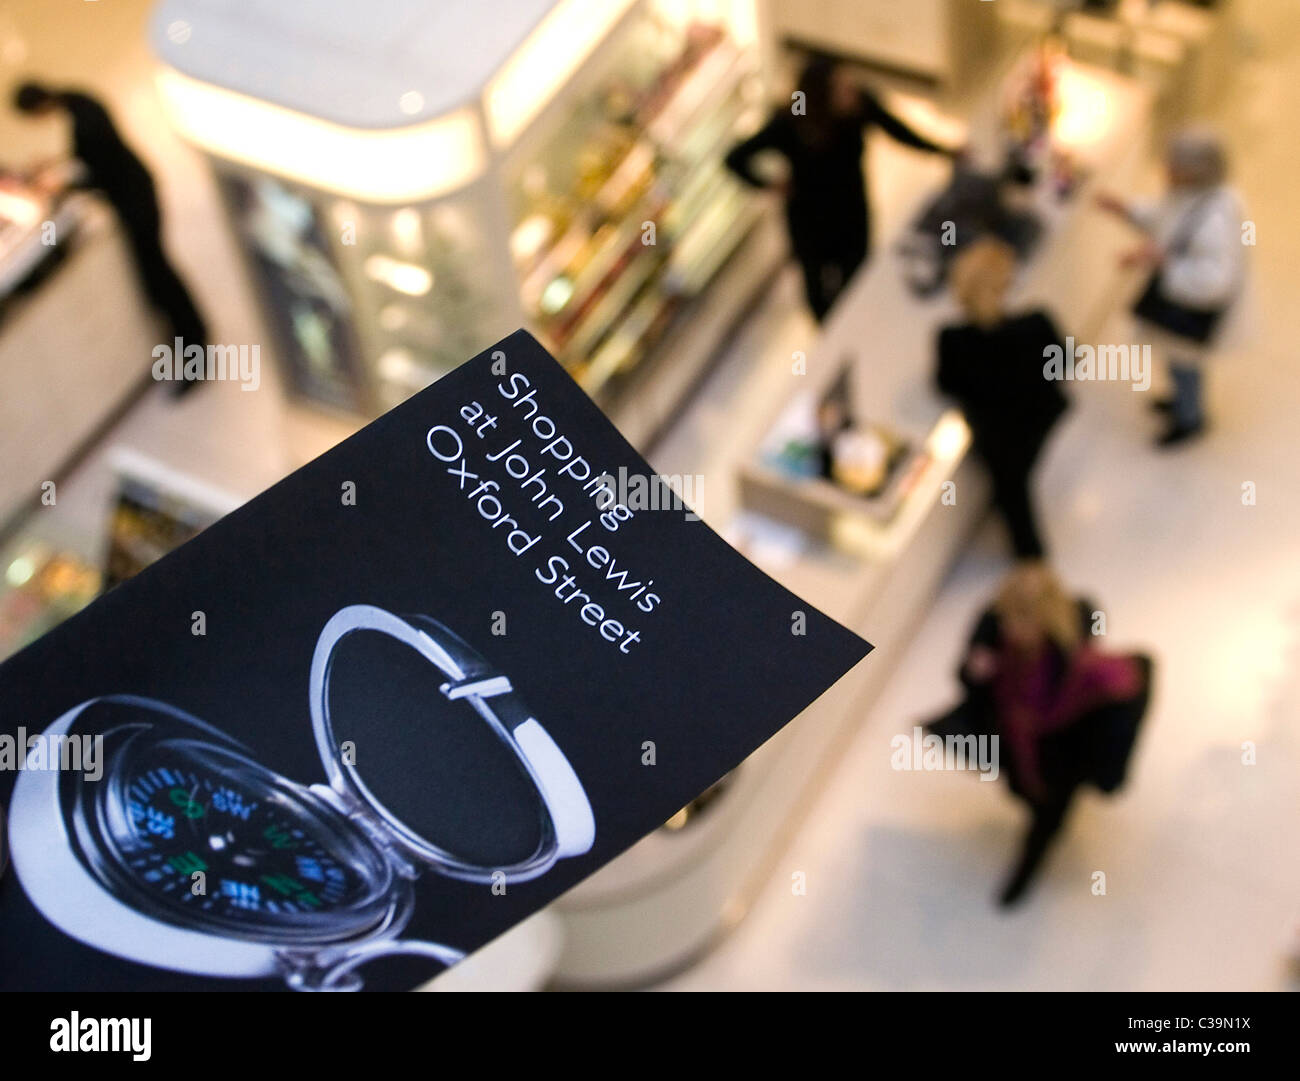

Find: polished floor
<box><xmin>3</xmin><ymin>0</ymin><xmax>1296</xmax><ymax>992</ymax></box>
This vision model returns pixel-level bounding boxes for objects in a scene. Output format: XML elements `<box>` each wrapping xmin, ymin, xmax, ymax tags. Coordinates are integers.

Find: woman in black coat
<box><xmin>936</xmin><ymin>238</ymin><xmax>1069</xmax><ymax>559</ymax></box>
<box><xmin>928</xmin><ymin>564</ymin><xmax>1153</xmax><ymax>906</ymax></box>
<box><xmin>726</xmin><ymin>54</ymin><xmax>958</xmax><ymax>322</ymax></box>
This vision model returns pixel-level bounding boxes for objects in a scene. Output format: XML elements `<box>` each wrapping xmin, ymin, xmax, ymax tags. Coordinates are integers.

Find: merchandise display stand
<box><xmin>151</xmin><ymin>0</ymin><xmax>782</xmax><ymax>448</ymax></box>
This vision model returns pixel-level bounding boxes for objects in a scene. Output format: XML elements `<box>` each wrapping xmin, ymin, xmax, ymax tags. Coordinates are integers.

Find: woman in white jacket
<box><xmin>1096</xmin><ymin>129</ymin><xmax>1245</xmax><ymax>447</ymax></box>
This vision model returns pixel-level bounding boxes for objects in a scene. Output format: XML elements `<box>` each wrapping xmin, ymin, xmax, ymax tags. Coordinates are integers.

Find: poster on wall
<box><xmin>0</xmin><ymin>330</ymin><xmax>870</xmax><ymax>991</ymax></box>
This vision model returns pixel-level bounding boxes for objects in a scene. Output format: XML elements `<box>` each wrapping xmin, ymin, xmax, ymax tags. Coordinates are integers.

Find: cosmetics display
<box><xmin>507</xmin><ymin>18</ymin><xmax>764</xmax><ymax>401</ymax></box>
<box><xmin>0</xmin><ymin>452</ymin><xmax>238</xmax><ymax>661</ymax></box>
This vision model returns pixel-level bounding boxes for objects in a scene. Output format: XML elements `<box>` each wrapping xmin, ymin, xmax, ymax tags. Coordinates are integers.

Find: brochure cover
<box><xmin>0</xmin><ymin>329</ymin><xmax>871</xmax><ymax>991</ymax></box>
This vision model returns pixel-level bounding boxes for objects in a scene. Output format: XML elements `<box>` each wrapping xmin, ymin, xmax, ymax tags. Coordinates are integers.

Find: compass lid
<box><xmin>308</xmin><ymin>606</ymin><xmax>592</xmax><ymax>882</ymax></box>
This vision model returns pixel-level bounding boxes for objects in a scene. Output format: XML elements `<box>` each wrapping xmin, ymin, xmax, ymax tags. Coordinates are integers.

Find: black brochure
<box><xmin>0</xmin><ymin>329</ymin><xmax>871</xmax><ymax>990</ymax></box>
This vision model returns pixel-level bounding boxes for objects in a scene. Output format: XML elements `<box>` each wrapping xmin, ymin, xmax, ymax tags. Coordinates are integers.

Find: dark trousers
<box><xmin>1002</xmin><ymin>784</ymin><xmax>1078</xmax><ymax>902</ymax></box>
<box><xmin>926</xmin><ymin>701</ymin><xmax>1078</xmax><ymax>902</ymax></box>
<box><xmin>1169</xmin><ymin>362</ymin><xmax>1205</xmax><ymax>428</ymax></box>
<box><xmin>795</xmin><ymin>245</ymin><xmax>867</xmax><ymax>322</ymax></box>
<box><xmin>987</xmin><ymin>456</ymin><xmax>1046</xmax><ymax>559</ymax></box>
<box><xmin>119</xmin><ymin>197</ymin><xmax>208</xmax><ymax>349</ymax></box>
<box><xmin>789</xmin><ymin>209</ymin><xmax>869</xmax><ymax>323</ymax></box>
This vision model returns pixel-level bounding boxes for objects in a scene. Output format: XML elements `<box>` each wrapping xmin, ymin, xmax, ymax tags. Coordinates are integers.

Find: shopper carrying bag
<box><xmin>1096</xmin><ymin>128</ymin><xmax>1247</xmax><ymax>447</ymax></box>
<box><xmin>925</xmin><ymin>564</ymin><xmax>1155</xmax><ymax>906</ymax></box>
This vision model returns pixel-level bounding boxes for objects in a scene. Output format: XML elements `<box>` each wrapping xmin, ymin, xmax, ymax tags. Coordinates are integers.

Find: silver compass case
<box><xmin>5</xmin><ymin>604</ymin><xmax>594</xmax><ymax>989</ymax></box>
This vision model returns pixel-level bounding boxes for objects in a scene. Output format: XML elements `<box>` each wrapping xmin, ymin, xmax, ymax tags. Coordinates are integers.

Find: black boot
<box><xmin>997</xmin><ymin>788</ymin><xmax>1074</xmax><ymax>909</ymax></box>
<box><xmin>1156</xmin><ymin>420</ymin><xmax>1206</xmax><ymax>448</ymax></box>
<box><xmin>1157</xmin><ymin>363</ymin><xmax>1206</xmax><ymax>448</ymax></box>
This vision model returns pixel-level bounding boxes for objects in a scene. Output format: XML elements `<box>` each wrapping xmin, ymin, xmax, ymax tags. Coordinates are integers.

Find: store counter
<box><xmin>0</xmin><ymin>193</ymin><xmax>161</xmax><ymax>530</ymax></box>
<box><xmin>550</xmin><ymin>55</ymin><xmax>1156</xmax><ymax>986</ymax></box>
<box><xmin>0</xmin><ymin>185</ymin><xmax>78</xmax><ymax>296</ymax></box>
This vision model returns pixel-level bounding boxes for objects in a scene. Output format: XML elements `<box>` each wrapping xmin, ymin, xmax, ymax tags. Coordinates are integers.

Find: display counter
<box><xmin>768</xmin><ymin>0</ymin><xmax>1000</xmax><ymax>91</ymax></box>
<box><xmin>152</xmin><ymin>0</ymin><xmax>782</xmax><ymax>448</ymax></box>
<box><xmin>0</xmin><ymin>192</ymin><xmax>161</xmax><ymax>531</ymax></box>
<box><xmin>0</xmin><ymin>446</ymin><xmax>244</xmax><ymax>660</ymax></box>
<box><xmin>551</xmin><ymin>53</ymin><xmax>1157</xmax><ymax>986</ymax></box>
<box><xmin>999</xmin><ymin>0</ymin><xmax>1237</xmax><ymax>132</ymax></box>
<box><xmin>0</xmin><ymin>183</ymin><xmax>79</xmax><ymax>295</ymax></box>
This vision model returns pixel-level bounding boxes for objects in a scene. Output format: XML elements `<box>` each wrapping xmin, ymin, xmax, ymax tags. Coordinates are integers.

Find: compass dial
<box><xmin>90</xmin><ymin>737</ymin><xmax>396</xmax><ymax>943</ymax></box>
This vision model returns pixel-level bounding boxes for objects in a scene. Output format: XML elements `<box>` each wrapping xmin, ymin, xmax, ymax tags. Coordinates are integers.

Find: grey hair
<box><xmin>1167</xmin><ymin>128</ymin><xmax>1228</xmax><ymax>188</ymax></box>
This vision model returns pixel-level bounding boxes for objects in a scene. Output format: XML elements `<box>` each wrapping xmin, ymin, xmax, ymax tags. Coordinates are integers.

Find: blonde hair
<box><xmin>993</xmin><ymin>562</ymin><xmax>1081</xmax><ymax>653</ymax></box>
<box><xmin>949</xmin><ymin>236</ymin><xmax>1018</xmax><ymax>323</ymax></box>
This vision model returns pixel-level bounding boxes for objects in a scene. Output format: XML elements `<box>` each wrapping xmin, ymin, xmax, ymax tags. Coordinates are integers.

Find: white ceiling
<box><xmin>151</xmin><ymin>0</ymin><xmax>560</xmax><ymax>128</ymax></box>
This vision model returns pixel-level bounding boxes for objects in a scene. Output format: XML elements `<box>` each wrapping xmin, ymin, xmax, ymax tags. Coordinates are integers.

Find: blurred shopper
<box><xmin>726</xmin><ymin>54</ymin><xmax>958</xmax><ymax>322</ymax></box>
<box><xmin>1095</xmin><ymin>128</ymin><xmax>1245</xmax><ymax>447</ymax></box>
<box><xmin>13</xmin><ymin>82</ymin><xmax>208</xmax><ymax>395</ymax></box>
<box><xmin>936</xmin><ymin>238</ymin><xmax>1068</xmax><ymax>559</ymax></box>
<box><xmin>927</xmin><ymin>563</ymin><xmax>1153</xmax><ymax>906</ymax></box>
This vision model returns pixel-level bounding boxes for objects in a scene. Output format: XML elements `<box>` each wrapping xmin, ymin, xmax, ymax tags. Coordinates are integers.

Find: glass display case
<box><xmin>505</xmin><ymin>14</ymin><xmax>765</xmax><ymax>400</ymax></box>
<box><xmin>0</xmin><ymin>449</ymin><xmax>237</xmax><ymax>661</ymax></box>
<box><xmin>213</xmin><ymin>171</ymin><xmax>510</xmax><ymax>416</ymax></box>
<box><xmin>0</xmin><ymin>538</ymin><xmax>100</xmax><ymax>662</ymax></box>
<box><xmin>152</xmin><ymin>0</ymin><xmax>777</xmax><ymax>442</ymax></box>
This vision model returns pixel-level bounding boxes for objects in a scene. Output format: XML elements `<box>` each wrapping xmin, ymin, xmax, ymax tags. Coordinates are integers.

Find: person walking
<box><xmin>726</xmin><ymin>54</ymin><xmax>959</xmax><ymax>322</ymax></box>
<box><xmin>935</xmin><ymin>238</ymin><xmax>1069</xmax><ymax>559</ymax></box>
<box><xmin>927</xmin><ymin>563</ymin><xmax>1153</xmax><ymax>906</ymax></box>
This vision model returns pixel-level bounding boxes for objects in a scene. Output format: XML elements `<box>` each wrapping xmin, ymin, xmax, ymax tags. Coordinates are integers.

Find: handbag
<box><xmin>1132</xmin><ymin>278</ymin><xmax>1223</xmax><ymax>343</ymax></box>
<box><xmin>1051</xmin><ymin>653</ymin><xmax>1155</xmax><ymax>794</ymax></box>
<box><xmin>1132</xmin><ymin>193</ymin><xmax>1230</xmax><ymax>344</ymax></box>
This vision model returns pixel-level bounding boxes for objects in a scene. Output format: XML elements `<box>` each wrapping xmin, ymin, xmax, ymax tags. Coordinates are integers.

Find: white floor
<box><xmin>2</xmin><ymin>0</ymin><xmax>1296</xmax><ymax>992</ymax></box>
